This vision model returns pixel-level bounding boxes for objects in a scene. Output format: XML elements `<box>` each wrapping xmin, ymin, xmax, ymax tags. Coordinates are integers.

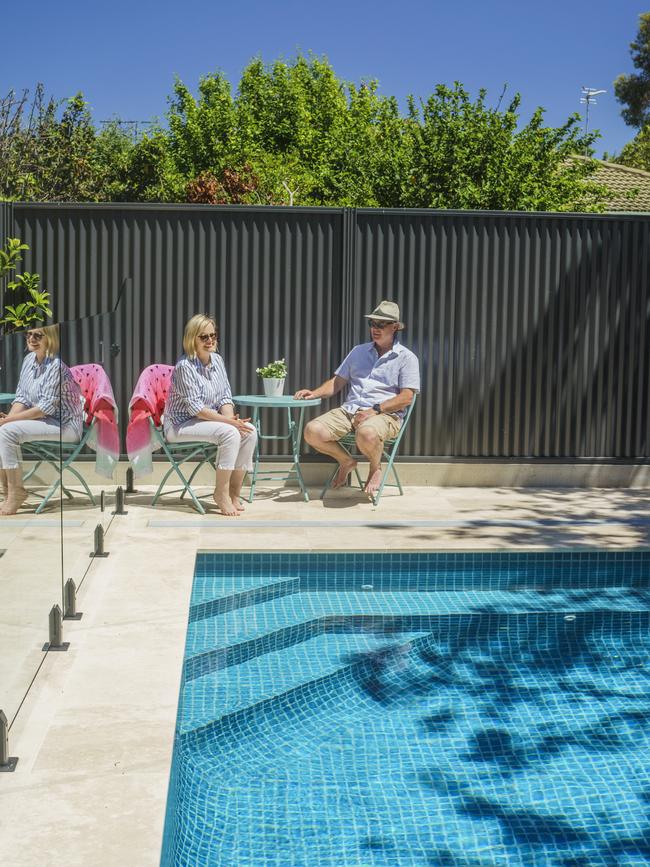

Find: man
<box><xmin>294</xmin><ymin>300</ymin><xmax>420</xmax><ymax>497</ymax></box>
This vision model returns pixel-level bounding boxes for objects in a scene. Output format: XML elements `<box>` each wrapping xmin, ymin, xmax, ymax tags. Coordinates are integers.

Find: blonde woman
<box><xmin>163</xmin><ymin>314</ymin><xmax>257</xmax><ymax>517</ymax></box>
<box><xmin>0</xmin><ymin>325</ymin><xmax>83</xmax><ymax>515</ymax></box>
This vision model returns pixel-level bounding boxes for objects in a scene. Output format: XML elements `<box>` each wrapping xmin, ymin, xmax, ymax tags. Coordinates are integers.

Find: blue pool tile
<box><xmin>162</xmin><ymin>551</ymin><xmax>650</xmax><ymax>867</ymax></box>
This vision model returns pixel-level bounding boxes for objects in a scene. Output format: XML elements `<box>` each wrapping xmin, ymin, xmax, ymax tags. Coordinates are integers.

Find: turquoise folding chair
<box><xmin>320</xmin><ymin>395</ymin><xmax>417</xmax><ymax>505</ymax></box>
<box><xmin>22</xmin><ymin>421</ymin><xmax>97</xmax><ymax>514</ymax></box>
<box><xmin>149</xmin><ymin>420</ymin><xmax>220</xmax><ymax>515</ymax></box>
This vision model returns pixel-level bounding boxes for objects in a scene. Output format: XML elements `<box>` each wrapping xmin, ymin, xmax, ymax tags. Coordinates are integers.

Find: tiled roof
<box><xmin>575</xmin><ymin>156</ymin><xmax>650</xmax><ymax>212</ymax></box>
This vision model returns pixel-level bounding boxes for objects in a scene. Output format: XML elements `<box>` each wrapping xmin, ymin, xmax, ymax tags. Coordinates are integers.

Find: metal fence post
<box><xmin>46</xmin><ymin>604</ymin><xmax>69</xmax><ymax>651</ymax></box>
<box><xmin>64</xmin><ymin>578</ymin><xmax>82</xmax><ymax>620</ymax></box>
<box><xmin>113</xmin><ymin>485</ymin><xmax>127</xmax><ymax>514</ymax></box>
<box><xmin>90</xmin><ymin>524</ymin><xmax>109</xmax><ymax>558</ymax></box>
<box><xmin>0</xmin><ymin>710</ymin><xmax>18</xmax><ymax>772</ymax></box>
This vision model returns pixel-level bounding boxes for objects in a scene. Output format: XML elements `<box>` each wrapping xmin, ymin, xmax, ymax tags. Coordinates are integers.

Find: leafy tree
<box><xmin>0</xmin><ymin>58</ymin><xmax>611</xmax><ymax>211</ymax></box>
<box><xmin>92</xmin><ymin>120</ymin><xmax>138</xmax><ymax>201</ymax></box>
<box><xmin>167</xmin><ymin>72</ymin><xmax>237</xmax><ymax>178</ymax></box>
<box><xmin>401</xmin><ymin>83</ymin><xmax>605</xmax><ymax>211</ymax></box>
<box><xmin>0</xmin><ymin>87</ymin><xmax>104</xmax><ymax>201</ymax></box>
<box><xmin>612</xmin><ymin>124</ymin><xmax>650</xmax><ymax>171</ymax></box>
<box><xmin>614</xmin><ymin>13</ymin><xmax>650</xmax><ymax>128</ymax></box>
<box><xmin>186</xmin><ymin>165</ymin><xmax>261</xmax><ymax>204</ymax></box>
<box><xmin>117</xmin><ymin>127</ymin><xmax>184</xmax><ymax>202</ymax></box>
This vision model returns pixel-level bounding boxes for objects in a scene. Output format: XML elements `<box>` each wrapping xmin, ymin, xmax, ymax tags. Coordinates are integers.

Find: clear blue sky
<box><xmin>0</xmin><ymin>0</ymin><xmax>645</xmax><ymax>158</ymax></box>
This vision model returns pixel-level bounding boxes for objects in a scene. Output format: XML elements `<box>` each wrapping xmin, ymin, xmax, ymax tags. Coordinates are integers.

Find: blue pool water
<box><xmin>161</xmin><ymin>551</ymin><xmax>650</xmax><ymax>866</ymax></box>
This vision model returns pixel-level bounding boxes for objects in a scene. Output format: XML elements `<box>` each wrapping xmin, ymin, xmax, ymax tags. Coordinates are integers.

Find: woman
<box><xmin>0</xmin><ymin>325</ymin><xmax>83</xmax><ymax>516</ymax></box>
<box><xmin>164</xmin><ymin>314</ymin><xmax>257</xmax><ymax>517</ymax></box>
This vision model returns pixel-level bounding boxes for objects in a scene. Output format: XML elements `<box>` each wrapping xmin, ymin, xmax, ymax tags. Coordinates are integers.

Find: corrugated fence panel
<box><xmin>353</xmin><ymin>209</ymin><xmax>650</xmax><ymax>458</ymax></box>
<box><xmin>0</xmin><ymin>201</ymin><xmax>14</xmax><ymax>315</ymax></box>
<box><xmin>13</xmin><ymin>205</ymin><xmax>345</xmax><ymax>452</ymax></box>
<box><xmin>6</xmin><ymin>202</ymin><xmax>650</xmax><ymax>458</ymax></box>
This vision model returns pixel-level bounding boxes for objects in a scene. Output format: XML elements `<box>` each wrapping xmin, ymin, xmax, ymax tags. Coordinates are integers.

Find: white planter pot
<box><xmin>262</xmin><ymin>377</ymin><xmax>285</xmax><ymax>396</ymax></box>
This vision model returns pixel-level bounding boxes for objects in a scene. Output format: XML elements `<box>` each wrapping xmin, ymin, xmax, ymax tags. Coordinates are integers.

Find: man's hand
<box><xmin>294</xmin><ymin>388</ymin><xmax>316</xmax><ymax>400</ymax></box>
<box><xmin>352</xmin><ymin>408</ymin><xmax>376</xmax><ymax>429</ymax></box>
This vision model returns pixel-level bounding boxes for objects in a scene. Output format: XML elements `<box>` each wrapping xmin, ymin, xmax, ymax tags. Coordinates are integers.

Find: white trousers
<box><xmin>165</xmin><ymin>419</ymin><xmax>257</xmax><ymax>472</ymax></box>
<box><xmin>0</xmin><ymin>419</ymin><xmax>80</xmax><ymax>470</ymax></box>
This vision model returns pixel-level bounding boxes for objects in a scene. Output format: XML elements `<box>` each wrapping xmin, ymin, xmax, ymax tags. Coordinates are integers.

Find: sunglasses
<box><xmin>368</xmin><ymin>320</ymin><xmax>394</xmax><ymax>330</ymax></box>
<box><xmin>25</xmin><ymin>331</ymin><xmax>44</xmax><ymax>341</ymax></box>
<box><xmin>198</xmin><ymin>332</ymin><xmax>217</xmax><ymax>342</ymax></box>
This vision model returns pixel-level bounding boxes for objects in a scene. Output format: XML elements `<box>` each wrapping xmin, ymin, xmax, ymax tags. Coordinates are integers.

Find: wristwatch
<box><xmin>372</xmin><ymin>403</ymin><xmax>382</xmax><ymax>414</ymax></box>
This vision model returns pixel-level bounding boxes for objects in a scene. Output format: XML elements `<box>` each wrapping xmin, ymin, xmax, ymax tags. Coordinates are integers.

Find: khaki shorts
<box><xmin>314</xmin><ymin>407</ymin><xmax>401</xmax><ymax>442</ymax></box>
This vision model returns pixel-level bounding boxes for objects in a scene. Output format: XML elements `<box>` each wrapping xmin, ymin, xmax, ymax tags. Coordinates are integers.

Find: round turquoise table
<box><xmin>232</xmin><ymin>395</ymin><xmax>321</xmax><ymax>502</ymax></box>
<box><xmin>0</xmin><ymin>393</ymin><xmax>16</xmax><ymax>404</ymax></box>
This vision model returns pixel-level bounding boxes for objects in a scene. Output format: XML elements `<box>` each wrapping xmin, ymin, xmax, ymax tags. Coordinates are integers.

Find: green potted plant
<box><xmin>256</xmin><ymin>357</ymin><xmax>288</xmax><ymax>396</ymax></box>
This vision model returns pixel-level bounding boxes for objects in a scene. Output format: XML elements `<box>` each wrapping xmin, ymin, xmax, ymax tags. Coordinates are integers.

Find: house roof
<box><xmin>577</xmin><ymin>157</ymin><xmax>650</xmax><ymax>212</ymax></box>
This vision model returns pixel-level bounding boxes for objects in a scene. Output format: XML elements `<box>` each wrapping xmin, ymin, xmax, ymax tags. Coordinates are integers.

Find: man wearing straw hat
<box><xmin>295</xmin><ymin>300</ymin><xmax>420</xmax><ymax>497</ymax></box>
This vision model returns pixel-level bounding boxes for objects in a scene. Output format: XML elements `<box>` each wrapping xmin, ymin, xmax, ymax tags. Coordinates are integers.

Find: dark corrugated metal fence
<box><xmin>6</xmin><ymin>202</ymin><xmax>650</xmax><ymax>458</ymax></box>
<box><xmin>0</xmin><ymin>201</ymin><xmax>14</xmax><ymax>314</ymax></box>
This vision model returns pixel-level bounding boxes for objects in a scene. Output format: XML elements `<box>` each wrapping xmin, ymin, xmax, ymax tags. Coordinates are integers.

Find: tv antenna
<box><xmin>580</xmin><ymin>86</ymin><xmax>606</xmax><ymax>142</ymax></box>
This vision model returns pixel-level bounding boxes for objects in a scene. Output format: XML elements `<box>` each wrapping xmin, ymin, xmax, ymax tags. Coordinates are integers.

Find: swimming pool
<box><xmin>161</xmin><ymin>551</ymin><xmax>650</xmax><ymax>866</ymax></box>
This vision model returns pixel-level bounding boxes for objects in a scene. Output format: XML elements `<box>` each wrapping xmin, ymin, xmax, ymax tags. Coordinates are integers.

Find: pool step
<box><xmin>189</xmin><ymin>572</ymin><xmax>300</xmax><ymax>606</ymax></box>
<box><xmin>181</xmin><ymin>606</ymin><xmax>650</xmax><ymax>749</ymax></box>
<box><xmin>179</xmin><ymin>629</ymin><xmax>429</xmax><ymax>735</ymax></box>
<box><xmin>189</xmin><ymin>576</ymin><xmax>300</xmax><ymax>623</ymax></box>
<box><xmin>181</xmin><ymin>604</ymin><xmax>650</xmax><ymax>739</ymax></box>
<box><xmin>184</xmin><ymin>585</ymin><xmax>650</xmax><ymax>658</ymax></box>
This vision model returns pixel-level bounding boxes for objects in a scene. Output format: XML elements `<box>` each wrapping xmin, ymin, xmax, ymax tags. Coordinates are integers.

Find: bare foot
<box><xmin>230</xmin><ymin>495</ymin><xmax>246</xmax><ymax>511</ymax></box>
<box><xmin>363</xmin><ymin>467</ymin><xmax>383</xmax><ymax>497</ymax></box>
<box><xmin>213</xmin><ymin>492</ymin><xmax>239</xmax><ymax>516</ymax></box>
<box><xmin>331</xmin><ymin>459</ymin><xmax>357</xmax><ymax>489</ymax></box>
<box><xmin>0</xmin><ymin>487</ymin><xmax>28</xmax><ymax>516</ymax></box>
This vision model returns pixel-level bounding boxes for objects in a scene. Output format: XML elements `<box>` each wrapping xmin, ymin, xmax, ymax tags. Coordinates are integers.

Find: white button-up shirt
<box><xmin>335</xmin><ymin>341</ymin><xmax>420</xmax><ymax>416</ymax></box>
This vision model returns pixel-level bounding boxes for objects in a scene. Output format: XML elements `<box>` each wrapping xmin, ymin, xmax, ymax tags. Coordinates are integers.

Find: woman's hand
<box><xmin>229</xmin><ymin>416</ymin><xmax>253</xmax><ymax>437</ymax></box>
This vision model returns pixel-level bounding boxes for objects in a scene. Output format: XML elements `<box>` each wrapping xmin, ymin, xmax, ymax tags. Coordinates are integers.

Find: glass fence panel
<box><xmin>58</xmin><ymin>312</ymin><xmax>119</xmax><ymax>597</ymax></box>
<box><xmin>0</xmin><ymin>325</ymin><xmax>64</xmax><ymax>731</ymax></box>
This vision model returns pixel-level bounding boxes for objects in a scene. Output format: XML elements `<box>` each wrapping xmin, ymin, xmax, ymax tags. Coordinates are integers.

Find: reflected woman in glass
<box><xmin>164</xmin><ymin>314</ymin><xmax>257</xmax><ymax>517</ymax></box>
<box><xmin>0</xmin><ymin>325</ymin><xmax>83</xmax><ymax>515</ymax></box>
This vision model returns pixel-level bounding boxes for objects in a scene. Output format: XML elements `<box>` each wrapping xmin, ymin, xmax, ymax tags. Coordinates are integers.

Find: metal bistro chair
<box><xmin>148</xmin><ymin>419</ymin><xmax>220</xmax><ymax>515</ymax></box>
<box><xmin>22</xmin><ymin>421</ymin><xmax>97</xmax><ymax>514</ymax></box>
<box><xmin>21</xmin><ymin>361</ymin><xmax>121</xmax><ymax>513</ymax></box>
<box><xmin>127</xmin><ymin>363</ymin><xmax>221</xmax><ymax>515</ymax></box>
<box><xmin>320</xmin><ymin>395</ymin><xmax>417</xmax><ymax>506</ymax></box>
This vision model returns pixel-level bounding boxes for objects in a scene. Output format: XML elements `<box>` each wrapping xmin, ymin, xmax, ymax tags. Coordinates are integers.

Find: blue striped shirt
<box><xmin>14</xmin><ymin>354</ymin><xmax>83</xmax><ymax>435</ymax></box>
<box><xmin>163</xmin><ymin>353</ymin><xmax>234</xmax><ymax>432</ymax></box>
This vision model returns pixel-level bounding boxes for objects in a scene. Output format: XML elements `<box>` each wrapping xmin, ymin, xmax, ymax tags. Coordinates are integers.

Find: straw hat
<box><xmin>364</xmin><ymin>300</ymin><xmax>405</xmax><ymax>330</ymax></box>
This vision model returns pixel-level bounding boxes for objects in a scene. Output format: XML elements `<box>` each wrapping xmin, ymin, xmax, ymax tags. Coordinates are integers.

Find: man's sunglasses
<box><xmin>368</xmin><ymin>320</ymin><xmax>394</xmax><ymax>329</ymax></box>
<box><xmin>25</xmin><ymin>331</ymin><xmax>44</xmax><ymax>341</ymax></box>
<box><xmin>198</xmin><ymin>332</ymin><xmax>217</xmax><ymax>342</ymax></box>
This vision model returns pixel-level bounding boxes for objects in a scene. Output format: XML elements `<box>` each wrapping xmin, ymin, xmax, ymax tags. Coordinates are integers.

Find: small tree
<box><xmin>614</xmin><ymin>13</ymin><xmax>650</xmax><ymax>129</ymax></box>
<box><xmin>0</xmin><ymin>238</ymin><xmax>52</xmax><ymax>332</ymax></box>
<box><xmin>612</xmin><ymin>124</ymin><xmax>650</xmax><ymax>171</ymax></box>
<box><xmin>401</xmin><ymin>83</ymin><xmax>606</xmax><ymax>211</ymax></box>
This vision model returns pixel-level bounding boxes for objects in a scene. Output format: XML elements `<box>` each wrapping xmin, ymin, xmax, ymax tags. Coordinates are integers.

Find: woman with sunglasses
<box><xmin>163</xmin><ymin>314</ymin><xmax>257</xmax><ymax>516</ymax></box>
<box><xmin>0</xmin><ymin>325</ymin><xmax>83</xmax><ymax>515</ymax></box>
